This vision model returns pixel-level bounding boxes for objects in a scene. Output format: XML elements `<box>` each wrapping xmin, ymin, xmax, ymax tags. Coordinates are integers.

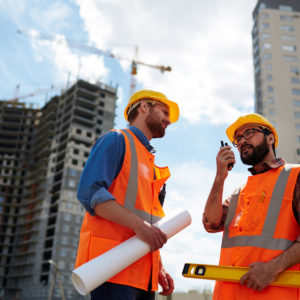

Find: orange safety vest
<box><xmin>214</xmin><ymin>164</ymin><xmax>300</xmax><ymax>300</ymax></box>
<box><xmin>75</xmin><ymin>129</ymin><xmax>170</xmax><ymax>291</ymax></box>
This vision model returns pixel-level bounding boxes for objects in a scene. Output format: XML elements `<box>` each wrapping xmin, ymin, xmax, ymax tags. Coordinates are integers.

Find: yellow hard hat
<box><xmin>226</xmin><ymin>113</ymin><xmax>278</xmax><ymax>147</ymax></box>
<box><xmin>124</xmin><ymin>89</ymin><xmax>179</xmax><ymax>123</ymax></box>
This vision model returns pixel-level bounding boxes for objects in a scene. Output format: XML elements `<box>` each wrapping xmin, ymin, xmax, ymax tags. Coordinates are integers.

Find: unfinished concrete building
<box><xmin>0</xmin><ymin>79</ymin><xmax>117</xmax><ymax>299</ymax></box>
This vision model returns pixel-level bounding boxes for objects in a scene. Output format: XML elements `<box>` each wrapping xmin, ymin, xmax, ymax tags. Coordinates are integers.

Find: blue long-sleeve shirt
<box><xmin>77</xmin><ymin>126</ymin><xmax>154</xmax><ymax>215</ymax></box>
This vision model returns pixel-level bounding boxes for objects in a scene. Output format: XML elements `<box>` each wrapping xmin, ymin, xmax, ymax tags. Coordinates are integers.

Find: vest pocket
<box><xmin>234</xmin><ymin>194</ymin><xmax>266</xmax><ymax>233</ymax></box>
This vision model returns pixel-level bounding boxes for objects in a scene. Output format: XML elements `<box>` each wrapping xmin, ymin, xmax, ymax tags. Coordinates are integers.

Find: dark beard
<box><xmin>240</xmin><ymin>136</ymin><xmax>270</xmax><ymax>165</ymax></box>
<box><xmin>145</xmin><ymin>107</ymin><xmax>165</xmax><ymax>138</ymax></box>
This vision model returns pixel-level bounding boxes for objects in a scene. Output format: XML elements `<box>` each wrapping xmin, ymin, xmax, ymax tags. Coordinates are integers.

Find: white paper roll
<box><xmin>72</xmin><ymin>209</ymin><xmax>192</xmax><ymax>295</ymax></box>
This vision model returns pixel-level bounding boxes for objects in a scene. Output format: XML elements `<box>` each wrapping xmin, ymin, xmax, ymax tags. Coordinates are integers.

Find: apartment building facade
<box><xmin>0</xmin><ymin>80</ymin><xmax>117</xmax><ymax>299</ymax></box>
<box><xmin>252</xmin><ymin>0</ymin><xmax>300</xmax><ymax>162</ymax></box>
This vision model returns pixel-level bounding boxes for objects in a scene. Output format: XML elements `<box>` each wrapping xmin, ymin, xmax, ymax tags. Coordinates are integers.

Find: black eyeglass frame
<box><xmin>232</xmin><ymin>127</ymin><xmax>271</xmax><ymax>147</ymax></box>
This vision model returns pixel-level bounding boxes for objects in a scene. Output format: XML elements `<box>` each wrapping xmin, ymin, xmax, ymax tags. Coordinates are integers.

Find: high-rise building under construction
<box><xmin>0</xmin><ymin>79</ymin><xmax>117</xmax><ymax>299</ymax></box>
<box><xmin>252</xmin><ymin>0</ymin><xmax>300</xmax><ymax>162</ymax></box>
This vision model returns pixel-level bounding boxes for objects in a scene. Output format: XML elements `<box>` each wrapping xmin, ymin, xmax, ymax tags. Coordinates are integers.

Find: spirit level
<box><xmin>182</xmin><ymin>263</ymin><xmax>300</xmax><ymax>288</ymax></box>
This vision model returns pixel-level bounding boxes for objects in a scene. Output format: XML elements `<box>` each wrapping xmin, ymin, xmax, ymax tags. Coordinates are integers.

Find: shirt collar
<box><xmin>128</xmin><ymin>126</ymin><xmax>156</xmax><ymax>153</ymax></box>
<box><xmin>248</xmin><ymin>158</ymin><xmax>286</xmax><ymax>175</ymax></box>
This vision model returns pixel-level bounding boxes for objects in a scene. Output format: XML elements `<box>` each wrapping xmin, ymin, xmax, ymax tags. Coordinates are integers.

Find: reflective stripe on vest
<box><xmin>222</xmin><ymin>164</ymin><xmax>294</xmax><ymax>250</ymax></box>
<box><xmin>121</xmin><ymin>129</ymin><xmax>162</xmax><ymax>225</ymax></box>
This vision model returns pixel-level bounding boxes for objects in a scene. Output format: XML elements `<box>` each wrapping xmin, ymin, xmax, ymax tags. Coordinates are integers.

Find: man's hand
<box><xmin>216</xmin><ymin>145</ymin><xmax>235</xmax><ymax>180</ymax></box>
<box><xmin>95</xmin><ymin>200</ymin><xmax>167</xmax><ymax>251</ymax></box>
<box><xmin>158</xmin><ymin>266</ymin><xmax>174</xmax><ymax>296</ymax></box>
<box><xmin>240</xmin><ymin>261</ymin><xmax>279</xmax><ymax>292</ymax></box>
<box><xmin>134</xmin><ymin>220</ymin><xmax>167</xmax><ymax>252</ymax></box>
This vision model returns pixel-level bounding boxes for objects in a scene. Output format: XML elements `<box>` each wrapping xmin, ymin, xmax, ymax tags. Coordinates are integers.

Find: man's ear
<box><xmin>267</xmin><ymin>133</ymin><xmax>275</xmax><ymax>145</ymax></box>
<box><xmin>139</xmin><ymin>100</ymin><xmax>149</xmax><ymax>113</ymax></box>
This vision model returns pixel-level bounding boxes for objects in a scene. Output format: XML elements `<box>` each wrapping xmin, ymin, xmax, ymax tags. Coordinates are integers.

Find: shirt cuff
<box><xmin>89</xmin><ymin>187</ymin><xmax>116</xmax><ymax>215</ymax></box>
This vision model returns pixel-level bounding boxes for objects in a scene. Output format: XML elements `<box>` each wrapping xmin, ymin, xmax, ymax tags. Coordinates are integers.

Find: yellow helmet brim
<box><xmin>124</xmin><ymin>89</ymin><xmax>179</xmax><ymax>123</ymax></box>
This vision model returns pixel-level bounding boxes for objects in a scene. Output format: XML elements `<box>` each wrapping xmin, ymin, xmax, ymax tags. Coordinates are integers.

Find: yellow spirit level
<box><xmin>182</xmin><ymin>263</ymin><xmax>300</xmax><ymax>288</ymax></box>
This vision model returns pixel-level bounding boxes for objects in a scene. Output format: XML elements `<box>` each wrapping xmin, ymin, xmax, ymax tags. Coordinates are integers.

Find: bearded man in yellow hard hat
<box><xmin>75</xmin><ymin>89</ymin><xmax>179</xmax><ymax>300</ymax></box>
<box><xmin>203</xmin><ymin>113</ymin><xmax>300</xmax><ymax>300</ymax></box>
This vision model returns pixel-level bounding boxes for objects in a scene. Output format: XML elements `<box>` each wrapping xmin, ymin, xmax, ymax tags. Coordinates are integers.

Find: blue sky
<box><xmin>0</xmin><ymin>0</ymin><xmax>258</xmax><ymax>293</ymax></box>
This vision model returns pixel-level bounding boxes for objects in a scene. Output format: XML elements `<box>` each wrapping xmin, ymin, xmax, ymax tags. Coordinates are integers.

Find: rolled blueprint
<box><xmin>72</xmin><ymin>209</ymin><xmax>192</xmax><ymax>295</ymax></box>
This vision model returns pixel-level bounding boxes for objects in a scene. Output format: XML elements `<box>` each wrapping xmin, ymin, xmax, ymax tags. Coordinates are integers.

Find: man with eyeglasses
<box><xmin>203</xmin><ymin>113</ymin><xmax>300</xmax><ymax>300</ymax></box>
<box><xmin>75</xmin><ymin>89</ymin><xmax>179</xmax><ymax>300</ymax></box>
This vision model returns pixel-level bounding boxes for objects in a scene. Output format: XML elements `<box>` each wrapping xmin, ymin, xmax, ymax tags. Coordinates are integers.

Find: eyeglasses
<box><xmin>233</xmin><ymin>128</ymin><xmax>270</xmax><ymax>147</ymax></box>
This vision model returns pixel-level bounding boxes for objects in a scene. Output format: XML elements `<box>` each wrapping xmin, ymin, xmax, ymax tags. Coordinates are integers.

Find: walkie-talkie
<box><xmin>220</xmin><ymin>141</ymin><xmax>234</xmax><ymax>171</ymax></box>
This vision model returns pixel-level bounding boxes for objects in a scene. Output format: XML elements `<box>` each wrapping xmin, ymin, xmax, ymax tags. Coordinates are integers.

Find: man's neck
<box><xmin>252</xmin><ymin>151</ymin><xmax>276</xmax><ymax>173</ymax></box>
<box><xmin>130</xmin><ymin>120</ymin><xmax>152</xmax><ymax>141</ymax></box>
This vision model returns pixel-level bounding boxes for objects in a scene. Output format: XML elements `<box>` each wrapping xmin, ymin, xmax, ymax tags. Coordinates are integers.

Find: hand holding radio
<box><xmin>219</xmin><ymin>141</ymin><xmax>235</xmax><ymax>171</ymax></box>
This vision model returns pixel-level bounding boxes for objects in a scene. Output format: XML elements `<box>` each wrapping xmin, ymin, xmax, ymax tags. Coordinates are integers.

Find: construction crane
<box><xmin>17</xmin><ymin>29</ymin><xmax>172</xmax><ymax>94</ymax></box>
<box><xmin>5</xmin><ymin>85</ymin><xmax>63</xmax><ymax>104</ymax></box>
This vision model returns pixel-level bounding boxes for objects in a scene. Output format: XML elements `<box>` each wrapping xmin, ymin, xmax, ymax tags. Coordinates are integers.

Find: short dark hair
<box><xmin>127</xmin><ymin>103</ymin><xmax>140</xmax><ymax>123</ymax></box>
<box><xmin>259</xmin><ymin>126</ymin><xmax>276</xmax><ymax>156</ymax></box>
<box><xmin>127</xmin><ymin>101</ymin><xmax>156</xmax><ymax>124</ymax></box>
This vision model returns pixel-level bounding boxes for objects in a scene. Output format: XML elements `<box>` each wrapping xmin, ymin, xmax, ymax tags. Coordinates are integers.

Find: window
<box><xmin>259</xmin><ymin>3</ymin><xmax>266</xmax><ymax>10</ymax></box>
<box><xmin>68</xmin><ymin>179</ymin><xmax>76</xmax><ymax>188</ymax></box>
<box><xmin>294</xmin><ymin>100</ymin><xmax>300</xmax><ymax>107</ymax></box>
<box><xmin>261</xmin><ymin>33</ymin><xmax>271</xmax><ymax>41</ymax></box>
<box><xmin>76</xmin><ymin>128</ymin><xmax>82</xmax><ymax>134</ymax></box>
<box><xmin>100</xmin><ymin>102</ymin><xmax>104</xmax><ymax>107</ymax></box>
<box><xmin>66</xmin><ymin>202</ymin><xmax>73</xmax><ymax>210</ymax></box>
<box><xmin>86</xmin><ymin>132</ymin><xmax>92</xmax><ymax>137</ymax></box>
<box><xmin>266</xmin><ymin>64</ymin><xmax>272</xmax><ymax>70</ymax></box>
<box><xmin>268</xmin><ymin>86</ymin><xmax>274</xmax><ymax>92</ymax></box>
<box><xmin>282</xmin><ymin>35</ymin><xmax>296</xmax><ymax>41</ymax></box>
<box><xmin>293</xmin><ymin>89</ymin><xmax>300</xmax><ymax>95</ymax></box>
<box><xmin>279</xmin><ymin>5</ymin><xmax>293</xmax><ymax>12</ymax></box>
<box><xmin>282</xmin><ymin>45</ymin><xmax>296</xmax><ymax>52</ymax></box>
<box><xmin>61</xmin><ymin>236</ymin><xmax>69</xmax><ymax>245</ymax></box>
<box><xmin>58</xmin><ymin>261</ymin><xmax>66</xmax><ymax>269</ymax></box>
<box><xmin>292</xmin><ymin>78</ymin><xmax>300</xmax><ymax>84</ymax></box>
<box><xmin>262</xmin><ymin>53</ymin><xmax>272</xmax><ymax>62</ymax></box>
<box><xmin>261</xmin><ymin>13</ymin><xmax>269</xmax><ymax>19</ymax></box>
<box><xmin>262</xmin><ymin>43</ymin><xmax>271</xmax><ymax>50</ymax></box>
<box><xmin>62</xmin><ymin>225</ymin><xmax>70</xmax><ymax>234</ymax></box>
<box><xmin>60</xmin><ymin>249</ymin><xmax>67</xmax><ymax>257</ymax></box>
<box><xmin>284</xmin><ymin>55</ymin><xmax>297</xmax><ymax>62</ymax></box>
<box><xmin>260</xmin><ymin>23</ymin><xmax>270</xmax><ymax>31</ymax></box>
<box><xmin>298</xmin><ymin>136</ymin><xmax>300</xmax><ymax>143</ymax></box>
<box><xmin>295</xmin><ymin>124</ymin><xmax>300</xmax><ymax>130</ymax></box>
<box><xmin>291</xmin><ymin>66</ymin><xmax>300</xmax><ymax>75</ymax></box>
<box><xmin>269</xmin><ymin>109</ymin><xmax>275</xmax><ymax>116</ymax></box>
<box><xmin>295</xmin><ymin>112</ymin><xmax>300</xmax><ymax>118</ymax></box>
<box><xmin>269</xmin><ymin>97</ymin><xmax>275</xmax><ymax>104</ymax></box>
<box><xmin>69</xmin><ymin>168</ymin><xmax>78</xmax><ymax>177</ymax></box>
<box><xmin>68</xmin><ymin>191</ymin><xmax>75</xmax><ymax>198</ymax></box>
<box><xmin>280</xmin><ymin>15</ymin><xmax>293</xmax><ymax>21</ymax></box>
<box><xmin>64</xmin><ymin>214</ymin><xmax>72</xmax><ymax>222</ymax></box>
<box><xmin>281</xmin><ymin>25</ymin><xmax>294</xmax><ymax>31</ymax></box>
<box><xmin>267</xmin><ymin>74</ymin><xmax>273</xmax><ymax>81</ymax></box>
<box><xmin>72</xmin><ymin>159</ymin><xmax>78</xmax><ymax>166</ymax></box>
<box><xmin>73</xmin><ymin>148</ymin><xmax>79</xmax><ymax>155</ymax></box>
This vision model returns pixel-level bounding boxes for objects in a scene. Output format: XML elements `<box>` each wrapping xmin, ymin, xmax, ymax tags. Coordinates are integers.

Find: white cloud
<box><xmin>28</xmin><ymin>31</ymin><xmax>109</xmax><ymax>85</ymax></box>
<box><xmin>74</xmin><ymin>0</ymin><xmax>257</xmax><ymax>125</ymax></box>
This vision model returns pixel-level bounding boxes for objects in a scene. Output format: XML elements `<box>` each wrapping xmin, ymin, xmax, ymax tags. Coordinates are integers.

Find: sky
<box><xmin>0</xmin><ymin>0</ymin><xmax>258</xmax><ymax>293</ymax></box>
